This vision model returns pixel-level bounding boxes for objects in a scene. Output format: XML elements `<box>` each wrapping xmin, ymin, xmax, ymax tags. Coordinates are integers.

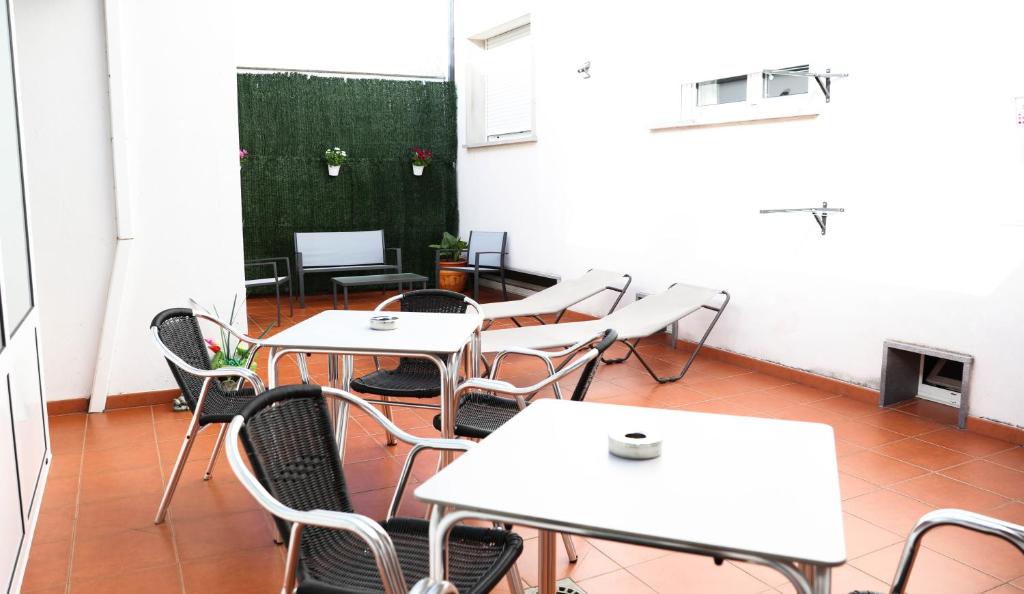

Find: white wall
<box><xmin>13</xmin><ymin>0</ymin><xmax>247</xmax><ymax>401</ymax></box>
<box><xmin>233</xmin><ymin>0</ymin><xmax>450</xmax><ymax>78</ymax></box>
<box><xmin>13</xmin><ymin>0</ymin><xmax>117</xmax><ymax>401</ymax></box>
<box><xmin>455</xmin><ymin>0</ymin><xmax>1024</xmax><ymax>428</ymax></box>
<box><xmin>103</xmin><ymin>1</ymin><xmax>247</xmax><ymax>396</ymax></box>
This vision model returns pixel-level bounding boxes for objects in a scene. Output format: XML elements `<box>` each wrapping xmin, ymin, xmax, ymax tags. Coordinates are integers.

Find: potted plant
<box><xmin>429</xmin><ymin>231</ymin><xmax>469</xmax><ymax>292</ymax></box>
<box><xmin>239</xmin><ymin>148</ymin><xmax>248</xmax><ymax>170</ymax></box>
<box><xmin>324</xmin><ymin>147</ymin><xmax>348</xmax><ymax>176</ymax></box>
<box><xmin>410</xmin><ymin>147</ymin><xmax>432</xmax><ymax>176</ymax></box>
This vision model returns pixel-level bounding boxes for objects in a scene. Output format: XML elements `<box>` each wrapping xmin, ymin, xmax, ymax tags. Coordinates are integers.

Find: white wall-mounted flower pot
<box><xmin>412</xmin><ymin>164</ymin><xmax>425</xmax><ymax>176</ymax></box>
<box><xmin>328</xmin><ymin>164</ymin><xmax>341</xmax><ymax>176</ymax></box>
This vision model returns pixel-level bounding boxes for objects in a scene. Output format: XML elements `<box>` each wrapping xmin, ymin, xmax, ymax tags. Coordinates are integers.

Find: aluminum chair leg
<box><xmin>202</xmin><ymin>424</ymin><xmax>228</xmax><ymax>480</ymax></box>
<box><xmin>274</xmin><ymin>281</ymin><xmax>282</xmax><ymax>326</ymax></box>
<box><xmin>287</xmin><ymin>280</ymin><xmax>294</xmax><ymax>317</ymax></box>
<box><xmin>154</xmin><ymin>417</ymin><xmax>202</xmax><ymax>524</ymax></box>
<box><xmin>561</xmin><ymin>533</ymin><xmax>578</xmax><ymax>562</ymax></box>
<box><xmin>380</xmin><ymin>396</ymin><xmax>398</xmax><ymax>446</ymax></box>
<box><xmin>505</xmin><ymin>562</ymin><xmax>526</xmax><ymax>594</ymax></box>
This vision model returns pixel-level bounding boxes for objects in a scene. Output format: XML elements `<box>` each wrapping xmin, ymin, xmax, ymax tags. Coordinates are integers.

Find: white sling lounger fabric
<box><xmin>481</xmin><ymin>282</ymin><xmax>722</xmax><ymax>354</ymax></box>
<box><xmin>479</xmin><ymin>269</ymin><xmax>628</xmax><ymax>321</ymax></box>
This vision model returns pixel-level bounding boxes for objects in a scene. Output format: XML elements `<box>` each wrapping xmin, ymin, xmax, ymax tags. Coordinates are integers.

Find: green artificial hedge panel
<box><xmin>237</xmin><ymin>73</ymin><xmax>457</xmax><ymax>295</ymax></box>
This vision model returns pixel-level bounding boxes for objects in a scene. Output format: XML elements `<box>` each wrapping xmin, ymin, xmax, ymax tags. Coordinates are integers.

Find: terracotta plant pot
<box><xmin>437</xmin><ymin>259</ymin><xmax>467</xmax><ymax>292</ymax></box>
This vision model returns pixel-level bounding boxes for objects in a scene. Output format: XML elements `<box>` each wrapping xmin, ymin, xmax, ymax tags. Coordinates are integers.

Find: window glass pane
<box><xmin>484</xmin><ymin>24</ymin><xmax>532</xmax><ymax>140</ymax></box>
<box><xmin>765</xmin><ymin>65</ymin><xmax>809</xmax><ymax>98</ymax></box>
<box><xmin>0</xmin><ymin>1</ymin><xmax>33</xmax><ymax>335</ymax></box>
<box><xmin>697</xmin><ymin>75</ymin><xmax>746</xmax><ymax>106</ymax></box>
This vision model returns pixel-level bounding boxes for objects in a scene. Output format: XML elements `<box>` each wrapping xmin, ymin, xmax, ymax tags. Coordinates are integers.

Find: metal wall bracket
<box><xmin>759</xmin><ymin>201</ymin><xmax>845</xmax><ymax>235</ymax></box>
<box><xmin>763</xmin><ymin>68</ymin><xmax>848</xmax><ymax>103</ymax></box>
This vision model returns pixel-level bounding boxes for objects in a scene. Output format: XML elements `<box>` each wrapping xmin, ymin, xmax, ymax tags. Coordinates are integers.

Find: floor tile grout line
<box><xmin>61</xmin><ymin>410</ymin><xmax>90</xmax><ymax>594</ymax></box>
<box><xmin>842</xmin><ymin>485</ymin><xmax>1023</xmax><ymax>584</ymax></box>
<box><xmin>858</xmin><ymin>449</ymin><xmax>1020</xmax><ymax>504</ymax></box>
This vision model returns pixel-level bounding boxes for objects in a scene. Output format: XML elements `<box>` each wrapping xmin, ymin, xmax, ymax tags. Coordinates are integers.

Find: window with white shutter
<box><xmin>482</xmin><ymin>24</ymin><xmax>532</xmax><ymax>141</ymax></box>
<box><xmin>465</xmin><ymin>16</ymin><xmax>536</xmax><ymax>148</ymax></box>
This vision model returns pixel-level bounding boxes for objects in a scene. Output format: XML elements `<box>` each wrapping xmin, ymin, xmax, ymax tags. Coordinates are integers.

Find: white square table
<box><xmin>263</xmin><ymin>309</ymin><xmax>483</xmax><ymax>462</ymax></box>
<box><xmin>415</xmin><ymin>399</ymin><xmax>845</xmax><ymax>594</ymax></box>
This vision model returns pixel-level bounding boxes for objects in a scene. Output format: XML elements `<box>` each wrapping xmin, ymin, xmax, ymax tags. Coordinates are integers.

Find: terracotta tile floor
<box><xmin>25</xmin><ymin>289</ymin><xmax>1024</xmax><ymax>593</ymax></box>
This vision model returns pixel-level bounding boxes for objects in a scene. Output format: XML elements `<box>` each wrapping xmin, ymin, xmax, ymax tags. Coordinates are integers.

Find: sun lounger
<box><xmin>479</xmin><ymin>269</ymin><xmax>631</xmax><ymax>327</ymax></box>
<box><xmin>481</xmin><ymin>282</ymin><xmax>730</xmax><ymax>383</ymax></box>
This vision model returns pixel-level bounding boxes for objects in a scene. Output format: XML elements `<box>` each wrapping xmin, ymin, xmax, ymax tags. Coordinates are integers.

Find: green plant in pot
<box><xmin>429</xmin><ymin>232</ymin><xmax>469</xmax><ymax>292</ymax></box>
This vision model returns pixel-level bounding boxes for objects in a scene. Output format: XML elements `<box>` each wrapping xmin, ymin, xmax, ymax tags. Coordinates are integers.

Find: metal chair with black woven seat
<box><xmin>433</xmin><ymin>230</ymin><xmax>509</xmax><ymax>302</ymax></box>
<box><xmin>223</xmin><ymin>383</ymin><xmax>525</xmax><ymax>594</ymax></box>
<box><xmin>150</xmin><ymin>308</ymin><xmax>268</xmax><ymax>525</ymax></box>
<box><xmin>432</xmin><ymin>329</ymin><xmax>617</xmax><ymax>563</ymax></box>
<box><xmin>846</xmin><ymin>508</ymin><xmax>1023</xmax><ymax>594</ymax></box>
<box><xmin>349</xmin><ymin>289</ymin><xmax>481</xmax><ymax>444</ymax></box>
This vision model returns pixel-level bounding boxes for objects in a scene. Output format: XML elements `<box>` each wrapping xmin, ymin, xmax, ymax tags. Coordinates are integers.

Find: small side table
<box><xmin>331</xmin><ymin>273</ymin><xmax>429</xmax><ymax>309</ymax></box>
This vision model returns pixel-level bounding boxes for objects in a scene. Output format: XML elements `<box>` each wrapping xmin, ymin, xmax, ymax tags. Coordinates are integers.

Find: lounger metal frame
<box><xmin>602</xmin><ymin>286</ymin><xmax>731</xmax><ymax>383</ymax></box>
<box><xmin>495</xmin><ymin>272</ymin><xmax>632</xmax><ymax>329</ymax></box>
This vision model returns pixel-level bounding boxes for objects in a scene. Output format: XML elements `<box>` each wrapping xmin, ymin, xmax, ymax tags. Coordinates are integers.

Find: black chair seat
<box><xmin>350</xmin><ymin>290</ymin><xmax>470</xmax><ymax>399</ymax></box>
<box><xmin>297</xmin><ymin>516</ymin><xmax>522</xmax><ymax>594</ymax></box>
<box><xmin>195</xmin><ymin>386</ymin><xmax>256</xmax><ymax>425</ymax></box>
<box><xmin>431</xmin><ymin>392</ymin><xmax>521</xmax><ymax>439</ymax></box>
<box><xmin>350</xmin><ymin>360</ymin><xmax>441</xmax><ymax>398</ymax></box>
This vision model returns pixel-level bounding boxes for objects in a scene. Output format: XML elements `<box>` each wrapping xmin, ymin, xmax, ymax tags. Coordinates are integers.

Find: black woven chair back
<box><xmin>398</xmin><ymin>289</ymin><xmax>470</xmax><ymax>314</ymax></box>
<box><xmin>152</xmin><ymin>308</ymin><xmax>213</xmax><ymax>411</ymax></box>
<box><xmin>393</xmin><ymin>289</ymin><xmax>470</xmax><ymax>372</ymax></box>
<box><xmin>237</xmin><ymin>385</ymin><xmax>354</xmax><ymax>539</ymax></box>
<box><xmin>569</xmin><ymin>329</ymin><xmax>618</xmax><ymax>402</ymax></box>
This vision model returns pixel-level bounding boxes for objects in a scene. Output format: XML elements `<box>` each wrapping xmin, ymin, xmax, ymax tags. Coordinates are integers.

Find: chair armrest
<box><xmin>891</xmin><ymin>509</ymin><xmax>1024</xmax><ymax>592</ymax></box>
<box><xmin>489</xmin><ymin>331</ymin><xmax>608</xmax><ymax>380</ymax></box>
<box><xmin>223</xmin><ymin>417</ymin><xmax>408</xmax><ymax>594</ymax></box>
<box><xmin>246</xmin><ymin>257</ymin><xmax>292</xmax><ymax>280</ymax></box>
<box><xmin>472</xmin><ymin>251</ymin><xmax>507</xmax><ymax>267</ymax></box>
<box><xmin>149</xmin><ymin>327</ymin><xmax>267</xmax><ymax>393</ymax></box>
<box><xmin>322</xmin><ymin>387</ymin><xmax>473</xmax><ymax>452</ymax></box>
<box><xmin>244</xmin><ymin>260</ymin><xmax>279</xmax><ymax>283</ymax></box>
<box><xmin>434</xmin><ymin>248</ymin><xmax>468</xmax><ymax>261</ymax></box>
<box><xmin>385</xmin><ymin>247</ymin><xmax>403</xmax><ymax>273</ymax></box>
<box><xmin>320</xmin><ymin>387</ymin><xmax>475</xmax><ymax>522</ymax></box>
<box><xmin>190</xmin><ymin>309</ymin><xmax>269</xmax><ymax>347</ymax></box>
<box><xmin>457</xmin><ymin>348</ymin><xmax>598</xmax><ymax>400</ymax></box>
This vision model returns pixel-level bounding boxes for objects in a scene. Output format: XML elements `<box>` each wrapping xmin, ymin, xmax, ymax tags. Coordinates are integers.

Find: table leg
<box><xmin>470</xmin><ymin>329</ymin><xmax>482</xmax><ymax>378</ymax></box>
<box><xmin>811</xmin><ymin>565</ymin><xmax>830</xmax><ymax>594</ymax></box>
<box><xmin>439</xmin><ymin>351</ymin><xmax>461</xmax><ymax>469</ymax></box>
<box><xmin>338</xmin><ymin>355</ymin><xmax>354</xmax><ymax>459</ymax></box>
<box><xmin>343</xmin><ymin>286</ymin><xmax>350</xmax><ymax>310</ymax></box>
<box><xmin>268</xmin><ymin>347</ymin><xmax>279</xmax><ymax>388</ymax></box>
<box><xmin>332</xmin><ymin>283</ymin><xmax>338</xmax><ymax>310</ymax></box>
<box><xmin>538</xmin><ymin>530</ymin><xmax>557</xmax><ymax>594</ymax></box>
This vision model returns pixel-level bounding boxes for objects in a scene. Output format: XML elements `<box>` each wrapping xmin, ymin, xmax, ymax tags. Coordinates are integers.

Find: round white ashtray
<box><xmin>369</xmin><ymin>315</ymin><xmax>399</xmax><ymax>331</ymax></box>
<box><xmin>608</xmin><ymin>429</ymin><xmax>663</xmax><ymax>460</ymax></box>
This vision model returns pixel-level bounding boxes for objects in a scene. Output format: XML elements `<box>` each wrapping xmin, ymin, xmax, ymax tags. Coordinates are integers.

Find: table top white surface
<box><xmin>415</xmin><ymin>399</ymin><xmax>846</xmax><ymax>566</ymax></box>
<box><xmin>264</xmin><ymin>310</ymin><xmax>481</xmax><ymax>355</ymax></box>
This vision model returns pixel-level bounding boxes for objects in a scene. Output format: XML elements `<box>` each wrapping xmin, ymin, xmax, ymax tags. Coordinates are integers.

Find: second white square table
<box><xmin>416</xmin><ymin>399</ymin><xmax>846</xmax><ymax>594</ymax></box>
<box><xmin>263</xmin><ymin>309</ymin><xmax>483</xmax><ymax>462</ymax></box>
